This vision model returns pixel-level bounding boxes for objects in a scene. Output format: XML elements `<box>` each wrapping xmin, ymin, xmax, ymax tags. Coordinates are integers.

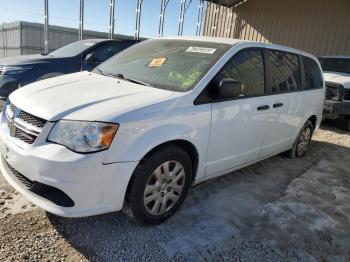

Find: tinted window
<box><xmin>91</xmin><ymin>42</ymin><xmax>131</xmax><ymax>63</ymax></box>
<box><xmin>319</xmin><ymin>57</ymin><xmax>350</xmax><ymax>74</ymax></box>
<box><xmin>216</xmin><ymin>49</ymin><xmax>265</xmax><ymax>97</ymax></box>
<box><xmin>304</xmin><ymin>56</ymin><xmax>323</xmax><ymax>89</ymax></box>
<box><xmin>50</xmin><ymin>40</ymin><xmax>96</xmax><ymax>57</ymax></box>
<box><xmin>268</xmin><ymin>51</ymin><xmax>301</xmax><ymax>93</ymax></box>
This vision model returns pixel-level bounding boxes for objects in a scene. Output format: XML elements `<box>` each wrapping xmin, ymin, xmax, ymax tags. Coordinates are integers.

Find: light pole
<box><xmin>44</xmin><ymin>0</ymin><xmax>49</xmax><ymax>53</ymax></box>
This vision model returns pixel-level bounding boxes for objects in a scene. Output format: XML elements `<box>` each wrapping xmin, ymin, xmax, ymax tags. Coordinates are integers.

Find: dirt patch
<box><xmin>0</xmin><ymin>123</ymin><xmax>349</xmax><ymax>261</ymax></box>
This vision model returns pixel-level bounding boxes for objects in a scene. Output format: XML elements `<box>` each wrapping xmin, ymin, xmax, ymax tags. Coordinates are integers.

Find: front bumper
<box><xmin>323</xmin><ymin>99</ymin><xmax>350</xmax><ymax>119</ymax></box>
<box><xmin>0</xmin><ymin>112</ymin><xmax>138</xmax><ymax>217</ymax></box>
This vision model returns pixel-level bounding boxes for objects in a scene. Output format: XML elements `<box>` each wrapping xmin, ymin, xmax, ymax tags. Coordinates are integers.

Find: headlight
<box><xmin>325</xmin><ymin>84</ymin><xmax>342</xmax><ymax>101</ymax></box>
<box><xmin>3</xmin><ymin>65</ymin><xmax>34</xmax><ymax>75</ymax></box>
<box><xmin>47</xmin><ymin>120</ymin><xmax>119</xmax><ymax>153</ymax></box>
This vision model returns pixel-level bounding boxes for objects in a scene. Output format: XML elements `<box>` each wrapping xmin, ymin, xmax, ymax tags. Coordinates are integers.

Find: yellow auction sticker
<box><xmin>148</xmin><ymin>58</ymin><xmax>167</xmax><ymax>67</ymax></box>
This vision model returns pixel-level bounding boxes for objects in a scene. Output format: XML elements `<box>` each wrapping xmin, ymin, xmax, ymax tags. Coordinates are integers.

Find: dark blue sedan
<box><xmin>0</xmin><ymin>39</ymin><xmax>137</xmax><ymax>99</ymax></box>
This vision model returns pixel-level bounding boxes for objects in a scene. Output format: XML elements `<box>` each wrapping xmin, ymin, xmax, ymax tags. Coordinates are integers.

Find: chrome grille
<box><xmin>15</xmin><ymin>128</ymin><xmax>36</xmax><ymax>144</ymax></box>
<box><xmin>18</xmin><ymin>110</ymin><xmax>46</xmax><ymax>128</ymax></box>
<box><xmin>5</xmin><ymin>102</ymin><xmax>47</xmax><ymax>144</ymax></box>
<box><xmin>2</xmin><ymin>157</ymin><xmax>34</xmax><ymax>189</ymax></box>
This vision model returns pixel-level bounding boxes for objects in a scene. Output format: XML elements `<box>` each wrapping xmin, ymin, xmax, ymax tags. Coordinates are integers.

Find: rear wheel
<box><xmin>127</xmin><ymin>145</ymin><xmax>192</xmax><ymax>225</ymax></box>
<box><xmin>286</xmin><ymin>120</ymin><xmax>314</xmax><ymax>158</ymax></box>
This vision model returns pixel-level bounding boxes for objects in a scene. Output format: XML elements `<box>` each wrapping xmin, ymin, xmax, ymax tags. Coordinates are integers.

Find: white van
<box><xmin>0</xmin><ymin>37</ymin><xmax>324</xmax><ymax>224</ymax></box>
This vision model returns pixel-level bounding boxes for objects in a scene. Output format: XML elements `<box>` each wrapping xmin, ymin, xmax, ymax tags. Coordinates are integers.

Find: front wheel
<box><xmin>286</xmin><ymin>120</ymin><xmax>314</xmax><ymax>158</ymax></box>
<box><xmin>127</xmin><ymin>145</ymin><xmax>192</xmax><ymax>225</ymax></box>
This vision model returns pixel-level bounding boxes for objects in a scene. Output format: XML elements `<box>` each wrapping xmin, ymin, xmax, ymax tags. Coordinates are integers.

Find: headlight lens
<box><xmin>47</xmin><ymin>120</ymin><xmax>119</xmax><ymax>153</ymax></box>
<box><xmin>325</xmin><ymin>85</ymin><xmax>341</xmax><ymax>101</ymax></box>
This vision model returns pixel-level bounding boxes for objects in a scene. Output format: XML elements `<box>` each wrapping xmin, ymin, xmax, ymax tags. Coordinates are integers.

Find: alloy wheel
<box><xmin>296</xmin><ymin>126</ymin><xmax>312</xmax><ymax>156</ymax></box>
<box><xmin>143</xmin><ymin>160</ymin><xmax>185</xmax><ymax>216</ymax></box>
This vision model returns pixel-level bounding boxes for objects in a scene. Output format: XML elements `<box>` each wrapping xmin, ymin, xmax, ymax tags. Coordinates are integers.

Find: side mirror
<box><xmin>212</xmin><ymin>78</ymin><xmax>241</xmax><ymax>100</ymax></box>
<box><xmin>84</xmin><ymin>53</ymin><xmax>95</xmax><ymax>63</ymax></box>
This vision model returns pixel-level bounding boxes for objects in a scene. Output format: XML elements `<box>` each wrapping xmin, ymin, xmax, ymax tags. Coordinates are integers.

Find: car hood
<box><xmin>323</xmin><ymin>72</ymin><xmax>350</xmax><ymax>89</ymax></box>
<box><xmin>0</xmin><ymin>54</ymin><xmax>56</xmax><ymax>66</ymax></box>
<box><xmin>9</xmin><ymin>71</ymin><xmax>179</xmax><ymax>122</ymax></box>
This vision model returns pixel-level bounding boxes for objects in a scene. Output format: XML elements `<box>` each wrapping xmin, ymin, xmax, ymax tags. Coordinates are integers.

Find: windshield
<box><xmin>95</xmin><ymin>39</ymin><xmax>231</xmax><ymax>92</ymax></box>
<box><xmin>50</xmin><ymin>41</ymin><xmax>96</xmax><ymax>58</ymax></box>
<box><xmin>319</xmin><ymin>57</ymin><xmax>350</xmax><ymax>75</ymax></box>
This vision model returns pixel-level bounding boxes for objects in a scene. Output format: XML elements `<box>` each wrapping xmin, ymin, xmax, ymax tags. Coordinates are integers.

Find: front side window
<box><xmin>215</xmin><ymin>49</ymin><xmax>265</xmax><ymax>97</ymax></box>
<box><xmin>268</xmin><ymin>51</ymin><xmax>301</xmax><ymax>93</ymax></box>
<box><xmin>96</xmin><ymin>39</ymin><xmax>231</xmax><ymax>92</ymax></box>
<box><xmin>304</xmin><ymin>56</ymin><xmax>323</xmax><ymax>89</ymax></box>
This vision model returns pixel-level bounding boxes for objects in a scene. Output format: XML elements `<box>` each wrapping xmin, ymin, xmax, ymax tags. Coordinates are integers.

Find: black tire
<box><xmin>127</xmin><ymin>144</ymin><xmax>192</xmax><ymax>225</ymax></box>
<box><xmin>286</xmin><ymin>120</ymin><xmax>314</xmax><ymax>158</ymax></box>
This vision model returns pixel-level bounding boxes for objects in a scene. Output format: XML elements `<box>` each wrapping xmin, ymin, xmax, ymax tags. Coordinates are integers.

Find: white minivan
<box><xmin>0</xmin><ymin>37</ymin><xmax>324</xmax><ymax>224</ymax></box>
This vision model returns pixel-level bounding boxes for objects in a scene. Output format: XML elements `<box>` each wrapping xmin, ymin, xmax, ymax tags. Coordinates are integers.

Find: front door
<box><xmin>205</xmin><ymin>49</ymin><xmax>270</xmax><ymax>176</ymax></box>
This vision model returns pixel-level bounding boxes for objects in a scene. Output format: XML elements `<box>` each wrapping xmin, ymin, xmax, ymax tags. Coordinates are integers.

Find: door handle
<box><xmin>273</xmin><ymin>102</ymin><xmax>284</xmax><ymax>108</ymax></box>
<box><xmin>257</xmin><ymin>105</ymin><xmax>270</xmax><ymax>111</ymax></box>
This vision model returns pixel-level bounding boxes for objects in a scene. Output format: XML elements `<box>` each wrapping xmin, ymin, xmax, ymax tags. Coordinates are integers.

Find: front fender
<box><xmin>103</xmin><ymin>104</ymin><xmax>212</xmax><ymax>179</ymax></box>
<box><xmin>109</xmin><ymin>123</ymin><xmax>197</xmax><ymax>163</ymax></box>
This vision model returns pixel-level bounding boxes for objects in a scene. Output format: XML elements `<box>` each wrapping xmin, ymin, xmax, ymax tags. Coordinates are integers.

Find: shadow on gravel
<box><xmin>47</xmin><ymin>140</ymin><xmax>350</xmax><ymax>261</ymax></box>
<box><xmin>321</xmin><ymin>119</ymin><xmax>349</xmax><ymax>134</ymax></box>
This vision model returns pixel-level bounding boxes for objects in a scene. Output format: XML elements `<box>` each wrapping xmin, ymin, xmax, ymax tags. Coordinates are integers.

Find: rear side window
<box><xmin>216</xmin><ymin>49</ymin><xmax>265</xmax><ymax>97</ymax></box>
<box><xmin>303</xmin><ymin>56</ymin><xmax>323</xmax><ymax>89</ymax></box>
<box><xmin>268</xmin><ymin>50</ymin><xmax>301</xmax><ymax>93</ymax></box>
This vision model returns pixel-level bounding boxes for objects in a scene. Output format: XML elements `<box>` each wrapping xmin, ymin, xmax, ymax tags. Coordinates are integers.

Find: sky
<box><xmin>0</xmin><ymin>0</ymin><xmax>202</xmax><ymax>38</ymax></box>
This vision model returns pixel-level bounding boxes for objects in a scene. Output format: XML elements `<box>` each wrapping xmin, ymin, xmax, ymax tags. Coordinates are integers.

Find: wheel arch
<box><xmin>125</xmin><ymin>139</ymin><xmax>199</xmax><ymax>201</ymax></box>
<box><xmin>307</xmin><ymin>115</ymin><xmax>317</xmax><ymax>131</ymax></box>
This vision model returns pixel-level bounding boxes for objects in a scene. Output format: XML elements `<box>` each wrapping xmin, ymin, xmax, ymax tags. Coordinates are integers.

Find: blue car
<box><xmin>0</xmin><ymin>39</ymin><xmax>137</xmax><ymax>99</ymax></box>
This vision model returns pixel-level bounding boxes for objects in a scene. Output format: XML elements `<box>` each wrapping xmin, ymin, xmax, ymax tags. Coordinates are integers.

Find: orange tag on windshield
<box><xmin>148</xmin><ymin>58</ymin><xmax>166</xmax><ymax>67</ymax></box>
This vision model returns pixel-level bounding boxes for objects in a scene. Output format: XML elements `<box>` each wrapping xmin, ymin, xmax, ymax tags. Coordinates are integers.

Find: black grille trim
<box><xmin>344</xmin><ymin>89</ymin><xmax>350</xmax><ymax>101</ymax></box>
<box><xmin>3</xmin><ymin>157</ymin><xmax>34</xmax><ymax>189</ymax></box>
<box><xmin>6</xmin><ymin>103</ymin><xmax>47</xmax><ymax>144</ymax></box>
<box><xmin>15</xmin><ymin>128</ymin><xmax>36</xmax><ymax>144</ymax></box>
<box><xmin>18</xmin><ymin>110</ymin><xmax>46</xmax><ymax>128</ymax></box>
<box><xmin>2</xmin><ymin>157</ymin><xmax>74</xmax><ymax>207</ymax></box>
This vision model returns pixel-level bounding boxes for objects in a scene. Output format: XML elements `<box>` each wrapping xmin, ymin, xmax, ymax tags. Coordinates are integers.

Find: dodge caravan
<box><xmin>0</xmin><ymin>37</ymin><xmax>324</xmax><ymax>224</ymax></box>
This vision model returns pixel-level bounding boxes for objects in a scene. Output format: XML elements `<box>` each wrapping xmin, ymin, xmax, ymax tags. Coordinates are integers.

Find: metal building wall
<box><xmin>203</xmin><ymin>0</ymin><xmax>350</xmax><ymax>56</ymax></box>
<box><xmin>0</xmin><ymin>21</ymin><xmax>133</xmax><ymax>58</ymax></box>
<box><xmin>0</xmin><ymin>22</ymin><xmax>22</xmax><ymax>58</ymax></box>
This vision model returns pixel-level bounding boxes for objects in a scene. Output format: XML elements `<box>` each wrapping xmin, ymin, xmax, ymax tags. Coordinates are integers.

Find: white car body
<box><xmin>0</xmin><ymin>37</ymin><xmax>325</xmax><ymax>217</ymax></box>
<box><xmin>324</xmin><ymin>72</ymin><xmax>350</xmax><ymax>90</ymax></box>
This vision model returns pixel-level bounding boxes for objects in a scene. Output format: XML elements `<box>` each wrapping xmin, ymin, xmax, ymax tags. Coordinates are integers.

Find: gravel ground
<box><xmin>0</xmin><ymin>120</ymin><xmax>350</xmax><ymax>262</ymax></box>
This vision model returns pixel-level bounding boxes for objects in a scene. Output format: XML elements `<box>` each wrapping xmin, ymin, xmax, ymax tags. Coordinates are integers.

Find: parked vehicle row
<box><xmin>0</xmin><ymin>37</ymin><xmax>325</xmax><ymax>224</ymax></box>
<box><xmin>0</xmin><ymin>39</ymin><xmax>137</xmax><ymax>99</ymax></box>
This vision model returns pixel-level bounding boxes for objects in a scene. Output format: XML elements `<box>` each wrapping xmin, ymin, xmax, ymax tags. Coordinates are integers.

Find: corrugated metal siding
<box><xmin>204</xmin><ymin>0</ymin><xmax>350</xmax><ymax>56</ymax></box>
<box><xmin>0</xmin><ymin>21</ymin><xmax>134</xmax><ymax>58</ymax></box>
<box><xmin>0</xmin><ymin>22</ymin><xmax>21</xmax><ymax>58</ymax></box>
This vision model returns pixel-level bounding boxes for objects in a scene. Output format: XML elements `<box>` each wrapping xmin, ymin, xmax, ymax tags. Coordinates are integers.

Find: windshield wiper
<box><xmin>94</xmin><ymin>68</ymin><xmax>116</xmax><ymax>78</ymax></box>
<box><xmin>115</xmin><ymin>73</ymin><xmax>150</xmax><ymax>87</ymax></box>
